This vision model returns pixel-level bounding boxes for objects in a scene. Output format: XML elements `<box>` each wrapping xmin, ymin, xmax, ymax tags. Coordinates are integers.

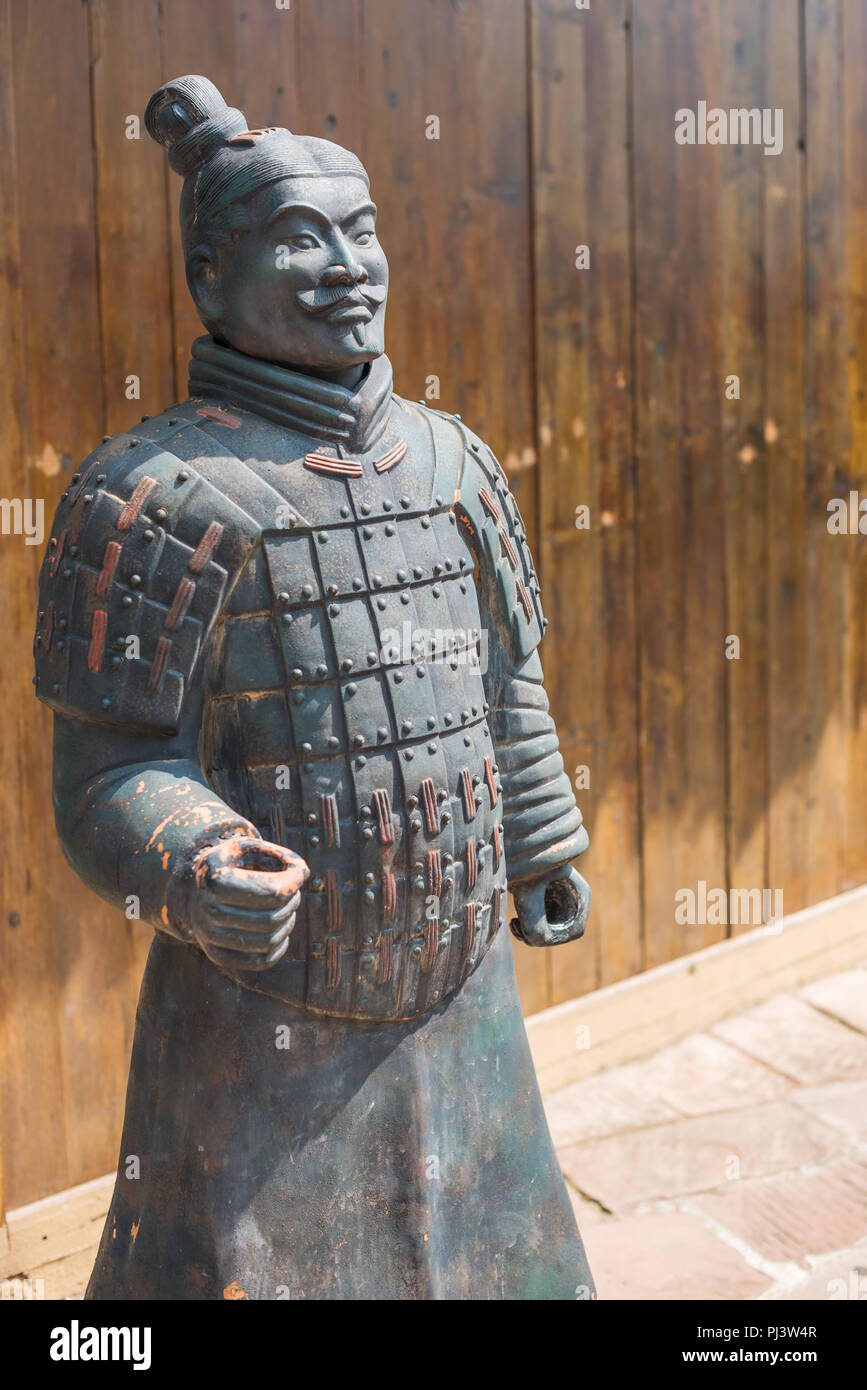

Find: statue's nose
<box><xmin>323</xmin><ymin>263</ymin><xmax>367</xmax><ymax>287</ymax></box>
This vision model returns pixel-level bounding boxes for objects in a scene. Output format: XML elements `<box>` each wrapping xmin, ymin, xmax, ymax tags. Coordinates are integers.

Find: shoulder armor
<box><xmin>34</xmin><ymin>425</ymin><xmax>263</xmax><ymax>734</ymax></box>
<box><xmin>442</xmin><ymin>417</ymin><xmax>545</xmax><ymax>663</ymax></box>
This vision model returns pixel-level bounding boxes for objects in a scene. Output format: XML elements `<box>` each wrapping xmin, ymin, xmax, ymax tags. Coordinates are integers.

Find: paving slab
<box><xmin>693</xmin><ymin>1159</ymin><xmax>867</xmax><ymax>1263</ymax></box>
<box><xmin>559</xmin><ymin>1102</ymin><xmax>840</xmax><ymax>1212</ymax></box>
<box><xmin>761</xmin><ymin>1239</ymin><xmax>867</xmax><ymax>1301</ymax></box>
<box><xmin>790</xmin><ymin>1079</ymin><xmax>867</xmax><ymax>1143</ymax></box>
<box><xmin>623</xmin><ymin>1031</ymin><xmax>793</xmax><ymax>1116</ymax></box>
<box><xmin>581</xmin><ymin>1210</ymin><xmax>773</xmax><ymax>1301</ymax></box>
<box><xmin>543</xmin><ymin>1067</ymin><xmax>679</xmax><ymax>1147</ymax></box>
<box><xmin>712</xmin><ymin>994</ymin><xmax>867</xmax><ymax>1085</ymax></box>
<box><xmin>800</xmin><ymin>969</ymin><xmax>867</xmax><ymax>1036</ymax></box>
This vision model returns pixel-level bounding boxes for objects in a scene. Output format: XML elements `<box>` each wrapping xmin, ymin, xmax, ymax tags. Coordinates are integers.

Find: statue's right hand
<box><xmin>176</xmin><ymin>837</ymin><xmax>310</xmax><ymax>973</ymax></box>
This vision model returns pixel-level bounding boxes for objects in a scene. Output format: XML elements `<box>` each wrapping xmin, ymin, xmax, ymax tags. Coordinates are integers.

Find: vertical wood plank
<box><xmin>764</xmin><ymin>0</ymin><xmax>809</xmax><ymax>917</ymax></box>
<box><xmin>802</xmin><ymin>0</ymin><xmax>849</xmax><ymax>904</ymax></box>
<box><xmin>841</xmin><ymin>0</ymin><xmax>867</xmax><ymax>893</ymax></box>
<box><xmin>720</xmin><ymin>0</ymin><xmax>769</xmax><ymax>931</ymax></box>
<box><xmin>632</xmin><ymin>0</ymin><xmax>729</xmax><ymax>968</ymax></box>
<box><xmin>530</xmin><ymin>0</ymin><xmax>641</xmax><ymax>1000</ymax></box>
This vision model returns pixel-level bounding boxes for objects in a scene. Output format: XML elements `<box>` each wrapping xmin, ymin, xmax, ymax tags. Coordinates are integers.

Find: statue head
<box><xmin>145</xmin><ymin>75</ymin><xmax>388</xmax><ymax>378</ymax></box>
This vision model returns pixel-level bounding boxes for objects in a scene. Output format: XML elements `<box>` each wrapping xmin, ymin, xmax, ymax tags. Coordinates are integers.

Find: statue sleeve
<box><xmin>34</xmin><ymin>437</ymin><xmax>262</xmax><ymax>936</ymax></box>
<box><xmin>452</xmin><ymin>426</ymin><xmax>588</xmax><ymax>885</ymax></box>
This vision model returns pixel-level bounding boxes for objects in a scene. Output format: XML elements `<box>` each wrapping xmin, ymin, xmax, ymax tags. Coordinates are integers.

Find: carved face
<box><xmin>189</xmin><ymin>174</ymin><xmax>389</xmax><ymax>372</ymax></box>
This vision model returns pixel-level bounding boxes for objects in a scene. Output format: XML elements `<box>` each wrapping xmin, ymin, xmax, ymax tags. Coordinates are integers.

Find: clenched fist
<box><xmin>169</xmin><ymin>836</ymin><xmax>310</xmax><ymax>972</ymax></box>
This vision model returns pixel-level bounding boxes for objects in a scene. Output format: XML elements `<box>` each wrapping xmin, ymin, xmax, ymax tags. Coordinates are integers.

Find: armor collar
<box><xmin>188</xmin><ymin>335</ymin><xmax>395</xmax><ymax>453</ymax></box>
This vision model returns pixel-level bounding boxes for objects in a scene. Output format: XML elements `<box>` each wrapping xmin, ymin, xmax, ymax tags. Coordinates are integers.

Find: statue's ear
<box><xmin>186</xmin><ymin>244</ymin><xmax>224</xmax><ymax>327</ymax></box>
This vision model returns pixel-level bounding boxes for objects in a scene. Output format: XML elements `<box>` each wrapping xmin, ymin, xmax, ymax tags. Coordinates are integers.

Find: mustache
<box><xmin>295</xmin><ymin>282</ymin><xmax>387</xmax><ymax>316</ymax></box>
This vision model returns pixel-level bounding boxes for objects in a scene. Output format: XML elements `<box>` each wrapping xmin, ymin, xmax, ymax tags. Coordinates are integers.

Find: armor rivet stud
<box><xmin>400</xmin><ymin>591</ymin><xmax>410</xmax><ymax>605</ymax></box>
<box><xmin>402</xmin><ymin>719</ymin><xmax>413</xmax><ymax>734</ymax></box>
<box><xmin>362</xmin><ymin>527</ymin><xmax>373</xmax><ymax>539</ymax></box>
<box><xmin>385</xmin><ymin>524</ymin><xmax>395</xmax><ymax>537</ymax></box>
<box><xmin>317</xmin><ymin>533</ymin><xmax>328</xmax><ymax>544</ymax></box>
<box><xmin>177</xmin><ymin>471</ymin><xmax>189</xmax><ymax>482</ymax></box>
<box><xmin>445</xmin><ymin>559</ymin><xmax>453</xmax><ymax>570</ymax></box>
<box><xmin>302</xmin><ymin>742</ymin><xmax>312</xmax><ymax>753</ymax></box>
<box><xmin>352</xmin><ymin>734</ymin><xmax>364</xmax><ymax>749</ymax></box>
<box><xmin>364</xmin><ymin>891</ymin><xmax>375</xmax><ymax>904</ymax></box>
<box><xmin>304</xmin><ymin>763</ymin><xmax>313</xmax><ymax>773</ymax></box>
<box><xmin>130</xmin><ymin>574</ymin><xmax>141</xmax><ymax>587</ymax></box>
<box><xmin>377</xmin><ymin>599</ymin><xmax>386</xmax><ymax>611</ymax></box>
<box><xmin>70</xmin><ymin>545</ymin><xmax>79</xmax><ymax>558</ymax></box>
<box><xmin>362</xmin><ymin>826</ymin><xmax>374</xmax><ymax>839</ymax></box>
<box><xmin>292</xmin><ymin>667</ymin><xmax>303</xmax><ymax>680</ymax></box>
<box><xmin>444</xmin><ymin>713</ymin><xmax>453</xmax><ymax>726</ymax></box>
<box><xmin>96</xmin><ymin>474</ymin><xmax>106</xmax><ymax>485</ymax></box>
<box><xmin>465</xmin><ymin>737</ymin><xmax>472</xmax><ymax>747</ymax></box>
<box><xmin>394</xmin><ymin>672</ymin><xmax>404</xmax><ymax>684</ymax></box>
<box><xmin>413</xmin><ymin>567</ymin><xmax>422</xmax><ymax>579</ymax></box>
<box><xmin>329</xmin><ymin>604</ymin><xmax>339</xmax><ymax>617</ymax></box>
<box><xmin>412</xmin><ymin>946</ymin><xmax>421</xmax><ymax>958</ymax></box>
<box><xmin>101</xmin><ymin>698</ymin><xmax>111</xmax><ymax>709</ymax></box>
<box><xmin>128</xmin><ymin>440</ymin><xmax>138</xmax><ymax>449</ymax></box>
<box><xmin>341</xmin><ymin>658</ymin><xmax>353</xmax><ymax>672</ymax></box>
<box><xmin>353</xmin><ymin>577</ymin><xmax>364</xmax><ymax>590</ymax></box>
<box><xmin>357</xmin><ymin>756</ymin><xmax>367</xmax><ymax>767</ymax></box>
<box><xmin>111</xmin><ymin>656</ymin><xmax>122</xmax><ymax>668</ymax></box>
<box><xmin>432</xmin><ymin>585</ymin><xmax>441</xmax><ymax>598</ymax></box>
<box><xmin>346</xmin><ymin>682</ymin><xmax>358</xmax><ymax>695</ymax></box>
<box><xmin>52</xmin><ymin>682</ymin><xmax>60</xmax><ymax>693</ymax></box>
<box><xmin>307</xmin><ymin>814</ymin><xmax>318</xmax><ymax>824</ymax></box>
<box><xmin>72</xmin><ymin>473</ymin><xmax>81</xmax><ymax>483</ymax></box>
<box><xmin>363</xmin><ymin>934</ymin><xmax>374</xmax><ymax>945</ymax></box>
<box><xmin>121</xmin><ymin>595</ymin><xmax>132</xmax><ymax>607</ymax></box>
<box><xmin>444</xmin><ymin>875</ymin><xmax>454</xmax><ymax>888</ymax></box>
<box><xmin>400</xmin><ymin>496</ymin><xmax>410</xmax><ymax>508</ymax></box>
<box><xmin>377</xmin><ymin>726</ymin><xmax>388</xmax><ymax>740</ymax></box>
<box><xmin>442</xmin><ymin>812</ymin><xmax>452</xmax><ymax>825</ymax></box>
<box><xmin>459</xmin><ymin>582</ymin><xmax>467</xmax><ymax>593</ymax></box>
<box><xmin>327</xmin><ymin>584</ymin><xmax>339</xmax><ymax>596</ymax></box>
<box><xmin>155</xmin><ymin>508</ymin><xmax>168</xmax><ymax>522</ymax></box>
<box><xmin>311</xmin><ymin>877</ymin><xmax>323</xmax><ymax>890</ymax></box>
<box><xmin>428</xmin><ymin>743</ymin><xmax>437</xmax><ymax>754</ymax></box>
<box><xmin>328</xmin><ymin>737</ymin><xmax>340</xmax><ymax>749</ymax></box>
<box><xmin>407</xmin><ymin>795</ymin><xmax>418</xmax><ymax>809</ymax></box>
<box><xmin>143</xmin><ymin>529</ymin><xmax>154</xmax><ymax>543</ymax></box>
<box><xmin>435</xmin><ymin>495</ymin><xmax>443</xmax><ymax>506</ymax></box>
<box><xmin>405</xmin><ymin>750</ymin><xmax>414</xmax><ymax>761</ymax></box>
<box><xmin>309</xmin><ymin>834</ymin><xmax>320</xmax><ymax>847</ymax></box>
<box><xmin>317</xmin><ymin>664</ymin><xmax>328</xmax><ymax>677</ymax></box>
<box><xmin>364</xmin><ymin>873</ymin><xmax>375</xmax><ymax>884</ymax></box>
<box><xmin>421</xmin><ymin>518</ymin><xmax>431</xmax><ymax>529</ymax></box>
<box><xmin>302</xmin><ymin>584</ymin><xmax>313</xmax><ymax>599</ymax></box>
<box><xmin>372</xmin><ymin>574</ymin><xmax>383</xmax><ymax>587</ymax></box>
<box><xmin>83</xmin><ymin>495</ymin><xmax>93</xmax><ymax>505</ymax></box>
<box><xmin>383</xmin><ymin>500</ymin><xmax>393</xmax><ymax>511</ymax></box>
<box><xmin>340</xmin><ymin>505</ymin><xmax>350</xmax><ymax>518</ymax></box>
<box><xmin>59</xmin><ymin>618</ymin><xmax>68</xmax><ymax>630</ymax></box>
<box><xmin>293</xmin><ymin>693</ymin><xmax>304</xmax><ymax>705</ymax></box>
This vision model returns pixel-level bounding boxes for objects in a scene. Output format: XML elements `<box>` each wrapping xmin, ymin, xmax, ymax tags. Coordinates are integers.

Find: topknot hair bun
<box><xmin>144</xmin><ymin>75</ymin><xmax>248</xmax><ymax>177</ymax></box>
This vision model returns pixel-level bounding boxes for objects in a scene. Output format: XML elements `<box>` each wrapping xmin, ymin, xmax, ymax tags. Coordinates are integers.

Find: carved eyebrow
<box><xmin>266</xmin><ymin>200</ymin><xmax>377</xmax><ymax>232</ymax></box>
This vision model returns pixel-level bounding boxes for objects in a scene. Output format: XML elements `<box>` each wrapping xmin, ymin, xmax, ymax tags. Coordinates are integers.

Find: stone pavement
<box><xmin>544</xmin><ymin>963</ymin><xmax>867</xmax><ymax>1300</ymax></box>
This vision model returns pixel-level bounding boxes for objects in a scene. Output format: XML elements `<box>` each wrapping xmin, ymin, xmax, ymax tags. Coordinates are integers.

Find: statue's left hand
<box><xmin>509</xmin><ymin>864</ymin><xmax>590</xmax><ymax>948</ymax></box>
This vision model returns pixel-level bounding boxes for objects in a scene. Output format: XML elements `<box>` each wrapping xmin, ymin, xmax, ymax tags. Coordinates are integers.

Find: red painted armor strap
<box><xmin>68</xmin><ymin>459</ymin><xmax>99</xmax><ymax>504</ymax></box>
<box><xmin>96</xmin><ymin>540</ymin><xmax>122</xmax><ymax>598</ymax></box>
<box><xmin>420</xmin><ymin>778</ymin><xmax>439</xmax><ymax>834</ymax></box>
<box><xmin>465</xmin><ymin>901</ymin><xmax>478</xmax><ymax>955</ymax></box>
<box><xmin>35</xmin><ymin>601</ymin><xmax>54</xmax><ymax>652</ymax></box>
<box><xmin>467</xmin><ymin>839</ymin><xmax>478</xmax><ymax>890</ymax></box>
<box><xmin>492</xmin><ymin>887</ymin><xmax>503</xmax><ymax>936</ymax></box>
<box><xmin>381</xmin><ymin>868</ymin><xmax>397</xmax><ymax>921</ymax></box>
<box><xmin>499</xmin><ymin>529</ymin><xmax>519</xmax><ymax>571</ymax></box>
<box><xmin>378</xmin><ymin>930</ymin><xmax>393</xmax><ymax>983</ymax></box>
<box><xmin>493</xmin><ymin>822</ymin><xmax>502</xmax><ymax>869</ymax></box>
<box><xmin>479</xmin><ymin>487</ymin><xmax>500</xmax><ymax>522</ymax></box>
<box><xmin>373</xmin><ymin>440</ymin><xmax>407</xmax><ymax>474</ymax></box>
<box><xmin>196</xmin><ymin>404</ymin><xmax>241</xmax><ymax>428</ymax></box>
<box><xmin>304</xmin><ymin>452</ymin><xmax>363</xmax><ymax>477</ymax></box>
<box><xmin>372</xmin><ymin>789</ymin><xmax>394</xmax><ymax>844</ymax></box>
<box><xmin>116</xmin><ymin>476</ymin><xmax>157</xmax><ymax>531</ymax></box>
<box><xmin>188</xmin><ymin>521</ymin><xmax>224</xmax><ymax>573</ymax></box>
<box><xmin>516</xmin><ymin>578</ymin><xmax>533</xmax><ymax>621</ymax></box>
<box><xmin>48</xmin><ymin>529</ymin><xmax>67</xmax><ymax>578</ymax></box>
<box><xmin>422</xmin><ymin>918</ymin><xmax>438</xmax><ymax>972</ymax></box>
<box><xmin>460</xmin><ymin>767</ymin><xmax>476</xmax><ymax>820</ymax></box>
<box><xmin>426</xmin><ymin>849</ymin><xmax>442</xmax><ymax>899</ymax></box>
<box><xmin>484</xmin><ymin>754</ymin><xmax>498</xmax><ymax>806</ymax></box>
<box><xmin>326</xmin><ymin>870</ymin><xmax>342</xmax><ymax>930</ymax></box>
<box><xmin>165</xmin><ymin>577</ymin><xmax>196</xmax><ymax>631</ymax></box>
<box><xmin>147</xmin><ymin>636</ymin><xmax>172</xmax><ymax>694</ymax></box>
<box><xmin>321</xmin><ymin>792</ymin><xmax>340</xmax><ymax>848</ymax></box>
<box><xmin>326</xmin><ymin>937</ymin><xmax>341</xmax><ymax>989</ymax></box>
<box><xmin>87</xmin><ymin>608</ymin><xmax>107</xmax><ymax>673</ymax></box>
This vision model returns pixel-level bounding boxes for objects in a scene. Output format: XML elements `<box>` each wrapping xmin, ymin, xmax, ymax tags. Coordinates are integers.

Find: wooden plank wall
<box><xmin>1</xmin><ymin>0</ymin><xmax>865</xmax><ymax>1213</ymax></box>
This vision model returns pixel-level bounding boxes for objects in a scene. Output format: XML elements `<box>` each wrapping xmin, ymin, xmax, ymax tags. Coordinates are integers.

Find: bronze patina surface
<box><xmin>34</xmin><ymin>75</ymin><xmax>594</xmax><ymax>1300</ymax></box>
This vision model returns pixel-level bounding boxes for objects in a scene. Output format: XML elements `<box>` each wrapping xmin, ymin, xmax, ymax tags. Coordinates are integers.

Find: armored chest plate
<box><xmin>202</xmin><ymin>445</ymin><xmax>506</xmax><ymax>1020</ymax></box>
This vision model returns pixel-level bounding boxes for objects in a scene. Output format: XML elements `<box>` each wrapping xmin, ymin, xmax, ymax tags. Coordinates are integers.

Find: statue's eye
<box><xmin>286</xmin><ymin>234</ymin><xmax>318</xmax><ymax>251</ymax></box>
<box><xmin>355</xmin><ymin>231</ymin><xmax>375</xmax><ymax>246</ymax></box>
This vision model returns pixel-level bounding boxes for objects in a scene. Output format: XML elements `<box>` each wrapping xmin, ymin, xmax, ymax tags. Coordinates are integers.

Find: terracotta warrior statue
<box><xmin>33</xmin><ymin>75</ymin><xmax>594</xmax><ymax>1300</ymax></box>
